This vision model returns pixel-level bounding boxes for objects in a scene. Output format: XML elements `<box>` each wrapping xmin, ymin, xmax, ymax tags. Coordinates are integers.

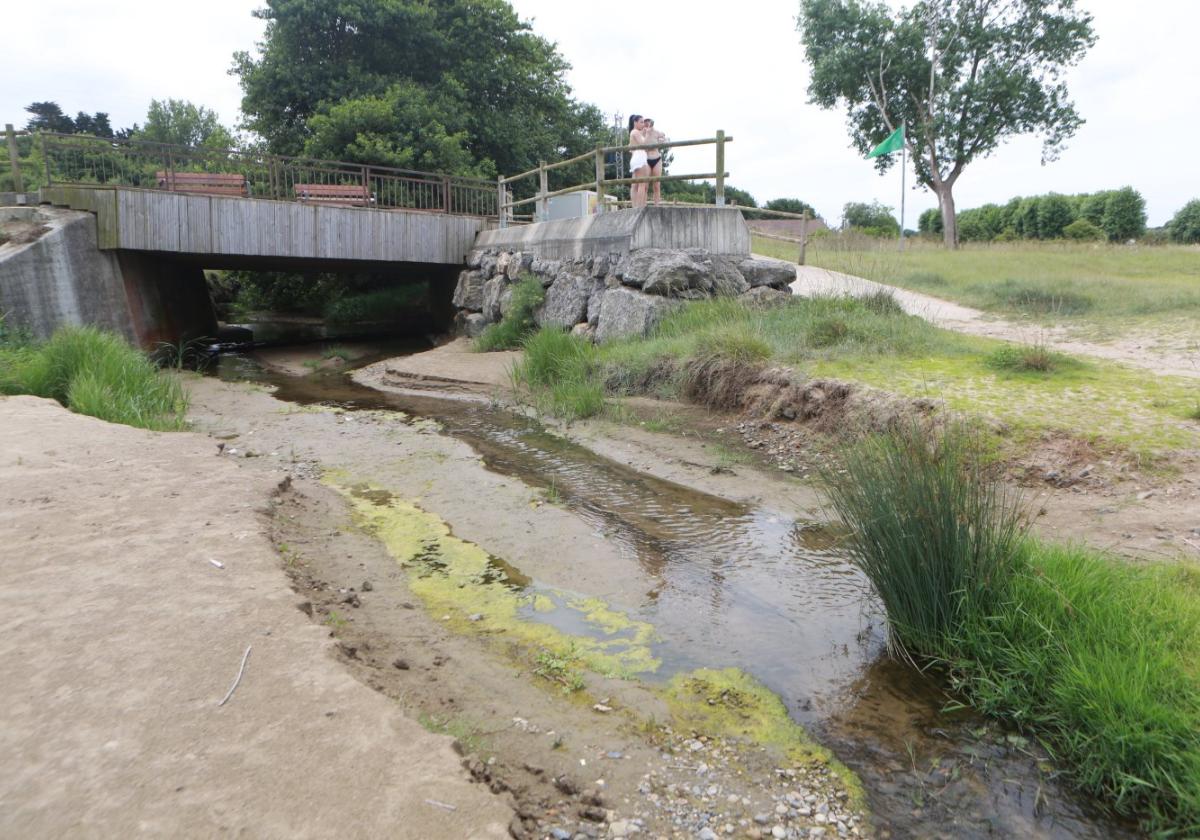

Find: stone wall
<box><xmin>453</xmin><ymin>246</ymin><xmax>796</xmax><ymax>342</ymax></box>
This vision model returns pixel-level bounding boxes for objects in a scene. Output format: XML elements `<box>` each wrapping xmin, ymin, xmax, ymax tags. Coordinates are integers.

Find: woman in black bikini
<box><xmin>644</xmin><ymin>118</ymin><xmax>666</xmax><ymax>205</ymax></box>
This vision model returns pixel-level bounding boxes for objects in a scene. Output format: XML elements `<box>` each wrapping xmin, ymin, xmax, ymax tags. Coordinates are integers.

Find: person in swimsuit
<box><xmin>644</xmin><ymin>118</ymin><xmax>667</xmax><ymax>205</ymax></box>
<box><xmin>628</xmin><ymin>114</ymin><xmax>649</xmax><ymax>208</ymax></box>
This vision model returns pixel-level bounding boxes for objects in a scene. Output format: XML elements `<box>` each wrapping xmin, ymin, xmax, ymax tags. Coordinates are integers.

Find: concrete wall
<box><xmin>473</xmin><ymin>206</ymin><xmax>751</xmax><ymax>259</ymax></box>
<box><xmin>0</xmin><ymin>208</ymin><xmax>216</xmax><ymax>348</ymax></box>
<box><xmin>41</xmin><ymin>186</ymin><xmax>484</xmax><ymax>265</ymax></box>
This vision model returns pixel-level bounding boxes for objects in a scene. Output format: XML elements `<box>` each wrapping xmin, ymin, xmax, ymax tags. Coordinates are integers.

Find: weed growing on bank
<box><xmin>475</xmin><ymin>276</ymin><xmax>545</xmax><ymax>351</ymax></box>
<box><xmin>510</xmin><ymin>327</ymin><xmax>604</xmax><ymax>421</ymax></box>
<box><xmin>0</xmin><ymin>326</ymin><xmax>188</xmax><ymax>430</ymax></box>
<box><xmin>819</xmin><ymin>421</ymin><xmax>1200</xmax><ymax>835</ymax></box>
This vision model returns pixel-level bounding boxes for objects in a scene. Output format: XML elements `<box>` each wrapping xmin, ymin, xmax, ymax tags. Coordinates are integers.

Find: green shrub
<box><xmin>988</xmin><ymin>280</ymin><xmax>1094</xmax><ymax>316</ymax></box>
<box><xmin>985</xmin><ymin>342</ymin><xmax>1074</xmax><ymax>374</ymax></box>
<box><xmin>0</xmin><ymin>327</ymin><xmax>187</xmax><ymax>430</ymax></box>
<box><xmin>1062</xmin><ymin>218</ymin><xmax>1106</xmax><ymax>241</ymax></box>
<box><xmin>476</xmin><ymin>276</ymin><xmax>545</xmax><ymax>351</ymax></box>
<box><xmin>818</xmin><ymin>421</ymin><xmax>1028</xmax><ymax>655</ymax></box>
<box><xmin>323</xmin><ymin>284</ymin><xmax>427</xmax><ymax>323</ymax></box>
<box><xmin>1167</xmin><ymin>199</ymin><xmax>1200</xmax><ymax>244</ymax></box>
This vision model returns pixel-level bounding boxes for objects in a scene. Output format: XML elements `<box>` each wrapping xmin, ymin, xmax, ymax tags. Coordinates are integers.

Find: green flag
<box><xmin>867</xmin><ymin>125</ymin><xmax>905</xmax><ymax>158</ymax></box>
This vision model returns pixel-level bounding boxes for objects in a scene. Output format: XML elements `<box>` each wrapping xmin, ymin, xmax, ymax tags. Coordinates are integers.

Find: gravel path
<box><xmin>787</xmin><ymin>263</ymin><xmax>1199</xmax><ymax>380</ymax></box>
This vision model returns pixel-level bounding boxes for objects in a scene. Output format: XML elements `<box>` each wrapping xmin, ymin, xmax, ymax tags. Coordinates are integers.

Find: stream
<box><xmin>213</xmin><ymin>339</ymin><xmax>1134</xmax><ymax>839</ymax></box>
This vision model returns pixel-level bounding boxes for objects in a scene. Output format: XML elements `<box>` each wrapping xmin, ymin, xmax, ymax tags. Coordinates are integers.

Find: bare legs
<box><xmin>650</xmin><ymin>159</ymin><xmax>663</xmax><ymax>205</ymax></box>
<box><xmin>632</xmin><ymin>165</ymin><xmax>650</xmax><ymax>208</ymax></box>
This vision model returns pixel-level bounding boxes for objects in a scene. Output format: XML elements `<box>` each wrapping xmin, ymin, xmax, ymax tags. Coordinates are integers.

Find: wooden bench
<box><xmin>156</xmin><ymin>171</ymin><xmax>248</xmax><ymax>197</ymax></box>
<box><xmin>295</xmin><ymin>183</ymin><xmax>374</xmax><ymax>207</ymax></box>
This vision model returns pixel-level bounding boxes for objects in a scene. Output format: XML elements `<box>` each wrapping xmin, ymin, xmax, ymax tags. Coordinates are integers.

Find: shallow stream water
<box><xmin>214</xmin><ymin>343</ymin><xmax>1134</xmax><ymax>839</ymax></box>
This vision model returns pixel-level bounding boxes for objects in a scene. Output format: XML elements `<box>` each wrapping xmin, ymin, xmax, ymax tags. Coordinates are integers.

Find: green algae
<box><xmin>662</xmin><ymin>667</ymin><xmax>866</xmax><ymax>808</ymax></box>
<box><xmin>326</xmin><ymin>476</ymin><xmax>660</xmax><ymax>679</ymax></box>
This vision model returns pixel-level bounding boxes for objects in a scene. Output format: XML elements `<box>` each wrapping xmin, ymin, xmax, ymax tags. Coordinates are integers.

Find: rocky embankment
<box><xmin>453</xmin><ymin>248</ymin><xmax>796</xmax><ymax>341</ymax></box>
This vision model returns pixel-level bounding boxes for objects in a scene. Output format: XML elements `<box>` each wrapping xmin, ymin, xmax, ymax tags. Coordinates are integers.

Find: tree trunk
<box><xmin>937</xmin><ymin>184</ymin><xmax>958</xmax><ymax>249</ymax></box>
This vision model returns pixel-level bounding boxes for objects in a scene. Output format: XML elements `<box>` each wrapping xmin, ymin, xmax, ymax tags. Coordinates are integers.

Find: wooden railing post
<box><xmin>442</xmin><ymin>175</ymin><xmax>452</xmax><ymax>214</ymax></box>
<box><xmin>799</xmin><ymin>209</ymin><xmax>809</xmax><ymax>266</ymax></box>
<box><xmin>714</xmin><ymin>129</ymin><xmax>726</xmax><ymax>207</ymax></box>
<box><xmin>594</xmin><ymin>145</ymin><xmax>606</xmax><ymax>215</ymax></box>
<box><xmin>4</xmin><ymin>124</ymin><xmax>23</xmax><ymax>194</ymax></box>
<box><xmin>39</xmin><ymin>133</ymin><xmax>50</xmax><ymax>187</ymax></box>
<box><xmin>537</xmin><ymin>161</ymin><xmax>548</xmax><ymax>221</ymax></box>
<box><xmin>497</xmin><ymin>175</ymin><xmax>507</xmax><ymax>228</ymax></box>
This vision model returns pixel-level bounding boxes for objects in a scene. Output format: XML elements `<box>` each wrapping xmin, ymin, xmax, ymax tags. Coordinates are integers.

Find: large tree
<box><xmin>798</xmin><ymin>0</ymin><xmax>1096</xmax><ymax>246</ymax></box>
<box><xmin>137</xmin><ymin>99</ymin><xmax>236</xmax><ymax>149</ymax></box>
<box><xmin>232</xmin><ymin>0</ymin><xmax>606</xmax><ymax>178</ymax></box>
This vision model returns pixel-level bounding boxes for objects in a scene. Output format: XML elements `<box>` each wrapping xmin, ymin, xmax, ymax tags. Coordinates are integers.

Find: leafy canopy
<box><xmin>232</xmin><ymin>0</ymin><xmax>606</xmax><ymax>176</ymax></box>
<box><xmin>799</xmin><ymin>0</ymin><xmax>1095</xmax><ymax>189</ymax></box>
<box><xmin>137</xmin><ymin>99</ymin><xmax>236</xmax><ymax>150</ymax></box>
<box><xmin>1167</xmin><ymin>200</ymin><xmax>1200</xmax><ymax>245</ymax></box>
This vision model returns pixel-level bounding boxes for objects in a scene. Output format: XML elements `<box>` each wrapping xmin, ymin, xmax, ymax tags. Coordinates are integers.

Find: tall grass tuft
<box><xmin>476</xmin><ymin>276</ymin><xmax>545</xmax><ymax>351</ymax></box>
<box><xmin>818</xmin><ymin>421</ymin><xmax>1028</xmax><ymax>656</ymax></box>
<box><xmin>0</xmin><ymin>326</ymin><xmax>188</xmax><ymax>431</ymax></box>
<box><xmin>510</xmin><ymin>327</ymin><xmax>605</xmax><ymax>421</ymax></box>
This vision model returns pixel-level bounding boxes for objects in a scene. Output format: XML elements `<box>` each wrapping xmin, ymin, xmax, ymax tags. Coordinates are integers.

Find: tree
<box><xmin>137</xmin><ymin>99</ymin><xmax>235</xmax><ymax>149</ymax></box>
<box><xmin>765</xmin><ymin>198</ymin><xmax>817</xmax><ymax>216</ymax></box>
<box><xmin>1100</xmin><ymin>186</ymin><xmax>1146</xmax><ymax>241</ymax></box>
<box><xmin>918</xmin><ymin>207</ymin><xmax>943</xmax><ymax>234</ymax></box>
<box><xmin>72</xmin><ymin>112</ymin><xmax>114</xmax><ymax>138</ymax></box>
<box><xmin>24</xmin><ymin>102</ymin><xmax>76</xmax><ymax>133</ymax></box>
<box><xmin>1167</xmin><ymin>200</ymin><xmax>1200</xmax><ymax>244</ymax></box>
<box><xmin>798</xmin><ymin>0</ymin><xmax>1096</xmax><ymax>247</ymax></box>
<box><xmin>232</xmin><ymin>0</ymin><xmax>606</xmax><ymax>177</ymax></box>
<box><xmin>843</xmin><ymin>200</ymin><xmax>899</xmax><ymax>234</ymax></box>
<box><xmin>1036</xmin><ymin>193</ymin><xmax>1074</xmax><ymax>239</ymax></box>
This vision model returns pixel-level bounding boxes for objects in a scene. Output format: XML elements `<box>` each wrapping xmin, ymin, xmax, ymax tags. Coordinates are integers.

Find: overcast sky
<box><xmin>5</xmin><ymin>0</ymin><xmax>1197</xmax><ymax>225</ymax></box>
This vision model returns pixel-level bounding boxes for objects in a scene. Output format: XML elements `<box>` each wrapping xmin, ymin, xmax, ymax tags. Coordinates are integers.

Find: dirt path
<box><xmin>0</xmin><ymin>396</ymin><xmax>511</xmax><ymax>839</ymax></box>
<box><xmin>787</xmin><ymin>263</ymin><xmax>1200</xmax><ymax>379</ymax></box>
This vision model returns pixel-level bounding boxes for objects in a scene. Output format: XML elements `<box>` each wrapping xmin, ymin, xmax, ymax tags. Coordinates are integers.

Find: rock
<box><xmin>753</xmin><ymin>814</ymin><xmax>771</xmax><ymax>825</ymax></box>
<box><xmin>578</xmin><ymin>805</ymin><xmax>607</xmax><ymax>822</ymax></box>
<box><xmin>739</xmin><ymin>257</ymin><xmax>796</xmax><ymax>290</ymax></box>
<box><xmin>452</xmin><ymin>269</ymin><xmax>487</xmax><ymax>311</ymax></box>
<box><xmin>550</xmin><ymin>829</ymin><xmax>572</xmax><ymax>840</ymax></box>
<box><xmin>531</xmin><ymin>257</ymin><xmax>562</xmax><ymax>280</ymax></box>
<box><xmin>495</xmin><ymin>252</ymin><xmax>512</xmax><ymax>276</ymax></box>
<box><xmin>571</xmin><ymin>323</ymin><xmax>596</xmax><ymax>341</ymax></box>
<box><xmin>555</xmin><ymin>775</ymin><xmax>580</xmax><ymax>795</ymax></box>
<box><xmin>461</xmin><ymin>312</ymin><xmax>488</xmax><ymax>338</ymax></box>
<box><xmin>586</xmin><ymin>279</ymin><xmax>607</xmax><ymax>327</ymax></box>
<box><xmin>498</xmin><ymin>286</ymin><xmax>515</xmax><ymax>319</ymax></box>
<box><xmin>698</xmin><ymin>828</ymin><xmax>717</xmax><ymax>840</ymax></box>
<box><xmin>505</xmin><ymin>251</ymin><xmax>531</xmax><ymax>281</ymax></box>
<box><xmin>466</xmin><ymin>250</ymin><xmax>485</xmax><ymax>269</ymax></box>
<box><xmin>615</xmin><ymin>249</ymin><xmax>707</xmax><ymax>296</ymax></box>
<box><xmin>392</xmin><ymin>658</ymin><xmax>410</xmax><ymax>670</ymax></box>
<box><xmin>706</xmin><ymin>257</ymin><xmax>750</xmax><ymax>297</ymax></box>
<box><xmin>595</xmin><ymin>287</ymin><xmax>679</xmax><ymax>342</ymax></box>
<box><xmin>479</xmin><ymin>254</ymin><xmax>499</xmax><ymax>279</ymax></box>
<box><xmin>771</xmin><ymin>827</ymin><xmax>787</xmax><ymax>839</ymax></box>
<box><xmin>611</xmin><ymin>819</ymin><xmax>633</xmax><ymax>837</ymax></box>
<box><xmin>361</xmin><ymin>580</ymin><xmax>373</xmax><ymax>591</ymax></box>
<box><xmin>538</xmin><ymin>272</ymin><xmax>592</xmax><ymax>328</ymax></box>
<box><xmin>482</xmin><ymin>276</ymin><xmax>508</xmax><ymax>323</ymax></box>
<box><xmin>740</xmin><ymin>286</ymin><xmax>792</xmax><ymax>309</ymax></box>
<box><xmin>591</xmin><ymin>254</ymin><xmax>611</xmax><ymax>279</ymax></box>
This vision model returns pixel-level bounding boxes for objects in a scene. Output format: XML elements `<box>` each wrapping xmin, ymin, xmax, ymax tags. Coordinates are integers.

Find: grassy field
<box><xmin>752</xmin><ymin>235</ymin><xmax>1200</xmax><ymax>339</ymax></box>
<box><xmin>508</xmin><ymin>295</ymin><xmax>1200</xmax><ymax>457</ymax></box>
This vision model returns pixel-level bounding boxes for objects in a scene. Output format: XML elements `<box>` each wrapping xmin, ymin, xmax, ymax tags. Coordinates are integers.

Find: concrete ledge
<box><xmin>474</xmin><ymin>206</ymin><xmax>751</xmax><ymax>259</ymax></box>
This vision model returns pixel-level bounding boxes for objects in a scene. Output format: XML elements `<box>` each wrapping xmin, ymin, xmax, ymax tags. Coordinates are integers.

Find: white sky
<box><xmin>4</xmin><ymin>0</ymin><xmax>1197</xmax><ymax>225</ymax></box>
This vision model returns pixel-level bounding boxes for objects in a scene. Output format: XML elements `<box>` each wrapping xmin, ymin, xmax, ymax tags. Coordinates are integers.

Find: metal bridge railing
<box><xmin>24</xmin><ymin>132</ymin><xmax>498</xmax><ymax>218</ymax></box>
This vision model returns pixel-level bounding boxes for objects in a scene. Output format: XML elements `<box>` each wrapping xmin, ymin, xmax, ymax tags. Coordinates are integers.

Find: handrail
<box><xmin>496</xmin><ymin>130</ymin><xmax>733</xmax><ymax>228</ymax></box>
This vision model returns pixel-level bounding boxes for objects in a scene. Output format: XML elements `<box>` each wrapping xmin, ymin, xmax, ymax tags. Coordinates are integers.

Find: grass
<box><xmin>0</xmin><ymin>326</ymin><xmax>188</xmax><ymax>430</ymax></box>
<box><xmin>818</xmin><ymin>421</ymin><xmax>1200</xmax><ymax>835</ymax></box>
<box><xmin>509</xmin><ymin>295</ymin><xmax>1200</xmax><ymax>456</ymax></box>
<box><xmin>475</xmin><ymin>275</ymin><xmax>545</xmax><ymax>351</ymax></box>
<box><xmin>754</xmin><ymin>234</ymin><xmax>1200</xmax><ymax>337</ymax></box>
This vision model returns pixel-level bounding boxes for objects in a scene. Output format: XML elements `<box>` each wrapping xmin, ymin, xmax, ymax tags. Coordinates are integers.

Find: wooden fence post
<box><xmin>442</xmin><ymin>175</ymin><xmax>452</xmax><ymax>213</ymax></box>
<box><xmin>594</xmin><ymin>145</ymin><xmax>606</xmax><ymax>215</ymax></box>
<box><xmin>40</xmin><ymin>133</ymin><xmax>51</xmax><ymax>187</ymax></box>
<box><xmin>537</xmin><ymin>161</ymin><xmax>548</xmax><ymax>221</ymax></box>
<box><xmin>4</xmin><ymin>124</ymin><xmax>23</xmax><ymax>193</ymax></box>
<box><xmin>497</xmin><ymin>175</ymin><xmax>506</xmax><ymax>228</ymax></box>
<box><xmin>714</xmin><ymin>129</ymin><xmax>726</xmax><ymax>207</ymax></box>
<box><xmin>799</xmin><ymin>209</ymin><xmax>809</xmax><ymax>266</ymax></box>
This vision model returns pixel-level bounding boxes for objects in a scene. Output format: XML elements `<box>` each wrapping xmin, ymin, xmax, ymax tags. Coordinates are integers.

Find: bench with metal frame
<box><xmin>156</xmin><ymin>171</ymin><xmax>248</xmax><ymax>196</ymax></box>
<box><xmin>295</xmin><ymin>183</ymin><xmax>374</xmax><ymax>207</ymax></box>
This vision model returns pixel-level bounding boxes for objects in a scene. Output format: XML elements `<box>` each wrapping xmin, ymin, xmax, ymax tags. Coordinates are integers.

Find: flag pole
<box><xmin>898</xmin><ymin>124</ymin><xmax>906</xmax><ymax>251</ymax></box>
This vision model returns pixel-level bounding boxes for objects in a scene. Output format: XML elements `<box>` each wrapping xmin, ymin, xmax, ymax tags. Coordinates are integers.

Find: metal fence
<box><xmin>26</xmin><ymin>132</ymin><xmax>497</xmax><ymax>217</ymax></box>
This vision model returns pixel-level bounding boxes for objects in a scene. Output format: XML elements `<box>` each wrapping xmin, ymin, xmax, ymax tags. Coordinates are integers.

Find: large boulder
<box><xmin>505</xmin><ymin>251</ymin><xmax>533</xmax><ymax>281</ymax></box>
<box><xmin>615</xmin><ymin>249</ymin><xmax>708</xmax><ymax>296</ymax></box>
<box><xmin>705</xmin><ymin>256</ymin><xmax>750</xmax><ymax>297</ymax></box>
<box><xmin>595</xmin><ymin>287</ymin><xmax>680</xmax><ymax>342</ymax></box>
<box><xmin>481</xmin><ymin>276</ymin><xmax>508</xmax><ymax>323</ymax></box>
<box><xmin>538</xmin><ymin>271</ymin><xmax>591</xmax><ymax>328</ymax></box>
<box><xmin>738</xmin><ymin>257</ymin><xmax>795</xmax><ymax>290</ymax></box>
<box><xmin>452</xmin><ymin>270</ymin><xmax>486</xmax><ymax>311</ymax></box>
<box><xmin>586</xmin><ymin>278</ymin><xmax>608</xmax><ymax>327</ymax></box>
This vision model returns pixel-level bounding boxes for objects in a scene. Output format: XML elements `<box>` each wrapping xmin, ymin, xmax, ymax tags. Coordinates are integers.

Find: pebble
<box><xmin>550</xmin><ymin>830</ymin><xmax>571</xmax><ymax>840</ymax></box>
<box><xmin>771</xmin><ymin>827</ymin><xmax>787</xmax><ymax>839</ymax></box>
<box><xmin>697</xmin><ymin>829</ymin><xmax>717</xmax><ymax>840</ymax></box>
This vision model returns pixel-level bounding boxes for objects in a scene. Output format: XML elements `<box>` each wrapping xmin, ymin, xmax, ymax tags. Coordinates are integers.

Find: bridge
<box><xmin>0</xmin><ymin>130</ymin><xmax>750</xmax><ymax>347</ymax></box>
